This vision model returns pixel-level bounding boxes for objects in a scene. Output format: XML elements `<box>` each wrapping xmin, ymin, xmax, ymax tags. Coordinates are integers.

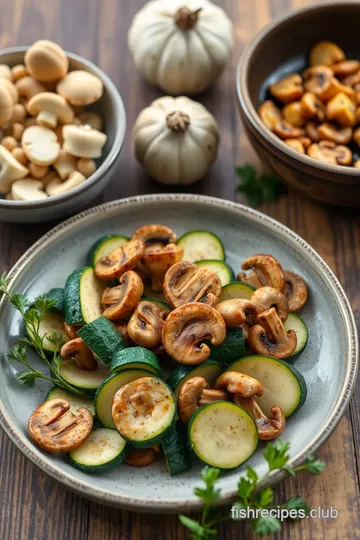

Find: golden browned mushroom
<box><xmin>132</xmin><ymin>224</ymin><xmax>177</xmax><ymax>247</ymax></box>
<box><xmin>269</xmin><ymin>74</ymin><xmax>303</xmax><ymax>103</ymax></box>
<box><xmin>332</xmin><ymin>60</ymin><xmax>360</xmax><ymax>78</ymax></box>
<box><xmin>238</xmin><ymin>254</ymin><xmax>285</xmax><ymax>290</ymax></box>
<box><xmin>127</xmin><ymin>300</ymin><xmax>169</xmax><ymax>349</ymax></box>
<box><xmin>164</xmin><ymin>261</ymin><xmax>221</xmax><ymax>308</ymax></box>
<box><xmin>326</xmin><ymin>92</ymin><xmax>356</xmax><ymax>127</ymax></box>
<box><xmin>64</xmin><ymin>322</ymin><xmax>82</xmax><ymax>340</ymax></box>
<box><xmin>317</xmin><ymin>123</ymin><xmax>352</xmax><ymax>145</ymax></box>
<box><xmin>258</xmin><ymin>100</ymin><xmax>282</xmax><ymax>130</ymax></box>
<box><xmin>234</xmin><ymin>395</ymin><xmax>285</xmax><ymax>440</ymax></box>
<box><xmin>343</xmin><ymin>70</ymin><xmax>360</xmax><ymax>88</ymax></box>
<box><xmin>309</xmin><ymin>41</ymin><xmax>344</xmax><ymax>66</ymax></box>
<box><xmin>216</xmin><ymin>298</ymin><xmax>258</xmax><ymax>327</ymax></box>
<box><xmin>354</xmin><ymin>127</ymin><xmax>360</xmax><ymax>147</ymax></box>
<box><xmin>282</xmin><ymin>102</ymin><xmax>306</xmax><ymax>128</ymax></box>
<box><xmin>305</xmin><ymin>121</ymin><xmax>320</xmax><ymax>142</ymax></box>
<box><xmin>303</xmin><ymin>65</ymin><xmax>333</xmax><ymax>93</ymax></box>
<box><xmin>283</xmin><ymin>271</ymin><xmax>308</xmax><ymax>312</ymax></box>
<box><xmin>60</xmin><ymin>338</ymin><xmax>97</xmax><ymax>370</ymax></box>
<box><xmin>94</xmin><ymin>239</ymin><xmax>145</xmax><ymax>280</ymax></box>
<box><xmin>248</xmin><ymin>307</ymin><xmax>297</xmax><ymax>359</ymax></box>
<box><xmin>215</xmin><ymin>371</ymin><xmax>264</xmax><ymax>397</ymax></box>
<box><xmin>251</xmin><ymin>287</ymin><xmax>289</xmax><ymax>322</ymax></box>
<box><xmin>307</xmin><ymin>141</ymin><xmax>352</xmax><ymax>166</ymax></box>
<box><xmin>162</xmin><ymin>302</ymin><xmax>226</xmax><ymax>365</ymax></box>
<box><xmin>28</xmin><ymin>398</ymin><xmax>93</xmax><ymax>453</ymax></box>
<box><xmin>354</xmin><ymin>159</ymin><xmax>360</xmax><ymax>169</ymax></box>
<box><xmin>178</xmin><ymin>376</ymin><xmax>229</xmax><ymax>424</ymax></box>
<box><xmin>101</xmin><ymin>271</ymin><xmax>143</xmax><ymax>320</ymax></box>
<box><xmin>300</xmin><ymin>92</ymin><xmax>325</xmax><ymax>122</ymax></box>
<box><xmin>125</xmin><ymin>446</ymin><xmax>160</xmax><ymax>467</ymax></box>
<box><xmin>273</xmin><ymin>120</ymin><xmax>305</xmax><ymax>140</ymax></box>
<box><xmin>299</xmin><ymin>136</ymin><xmax>312</xmax><ymax>149</ymax></box>
<box><xmin>143</xmin><ymin>243</ymin><xmax>184</xmax><ymax>292</ymax></box>
<box><xmin>284</xmin><ymin>139</ymin><xmax>305</xmax><ymax>154</ymax></box>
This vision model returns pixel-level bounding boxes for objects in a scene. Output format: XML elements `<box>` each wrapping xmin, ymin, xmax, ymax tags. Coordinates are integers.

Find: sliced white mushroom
<box><xmin>11</xmin><ymin>178</ymin><xmax>48</xmax><ymax>201</ymax></box>
<box><xmin>57</xmin><ymin>70</ymin><xmax>103</xmax><ymax>106</ymax></box>
<box><xmin>53</xmin><ymin>149</ymin><xmax>77</xmax><ymax>179</ymax></box>
<box><xmin>62</xmin><ymin>124</ymin><xmax>107</xmax><ymax>158</ymax></box>
<box><xmin>46</xmin><ymin>171</ymin><xmax>85</xmax><ymax>196</ymax></box>
<box><xmin>27</xmin><ymin>92</ymin><xmax>74</xmax><ymax>129</ymax></box>
<box><xmin>0</xmin><ymin>145</ymin><xmax>29</xmax><ymax>193</ymax></box>
<box><xmin>22</xmin><ymin>125</ymin><xmax>60</xmax><ymax>166</ymax></box>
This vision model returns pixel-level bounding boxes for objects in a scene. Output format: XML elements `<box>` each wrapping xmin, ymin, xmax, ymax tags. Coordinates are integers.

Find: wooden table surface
<box><xmin>0</xmin><ymin>0</ymin><xmax>359</xmax><ymax>538</ymax></box>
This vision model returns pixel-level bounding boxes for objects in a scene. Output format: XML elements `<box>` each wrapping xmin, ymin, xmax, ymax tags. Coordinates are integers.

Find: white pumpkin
<box><xmin>128</xmin><ymin>0</ymin><xmax>233</xmax><ymax>95</ymax></box>
<box><xmin>133</xmin><ymin>96</ymin><xmax>219</xmax><ymax>185</ymax></box>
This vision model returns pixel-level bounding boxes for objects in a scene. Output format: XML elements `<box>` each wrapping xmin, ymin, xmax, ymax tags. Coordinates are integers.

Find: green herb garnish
<box><xmin>236</xmin><ymin>164</ymin><xmax>282</xmax><ymax>207</ymax></box>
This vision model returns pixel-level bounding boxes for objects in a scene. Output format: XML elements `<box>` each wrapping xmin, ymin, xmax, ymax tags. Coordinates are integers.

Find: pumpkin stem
<box><xmin>166</xmin><ymin>111</ymin><xmax>191</xmax><ymax>132</ymax></box>
<box><xmin>174</xmin><ymin>7</ymin><xmax>202</xmax><ymax>31</ymax></box>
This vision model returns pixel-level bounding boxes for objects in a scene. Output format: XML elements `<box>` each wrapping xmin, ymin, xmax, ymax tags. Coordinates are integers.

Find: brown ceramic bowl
<box><xmin>236</xmin><ymin>1</ymin><xmax>360</xmax><ymax>207</ymax></box>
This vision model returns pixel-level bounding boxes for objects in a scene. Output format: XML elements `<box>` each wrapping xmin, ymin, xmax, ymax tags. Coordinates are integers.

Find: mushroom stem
<box><xmin>166</xmin><ymin>111</ymin><xmax>191</xmax><ymax>132</ymax></box>
<box><xmin>174</xmin><ymin>7</ymin><xmax>202</xmax><ymax>31</ymax></box>
<box><xmin>37</xmin><ymin>110</ymin><xmax>57</xmax><ymax>129</ymax></box>
<box><xmin>215</xmin><ymin>371</ymin><xmax>264</xmax><ymax>397</ymax></box>
<box><xmin>234</xmin><ymin>395</ymin><xmax>285</xmax><ymax>440</ymax></box>
<box><xmin>198</xmin><ymin>388</ymin><xmax>229</xmax><ymax>406</ymax></box>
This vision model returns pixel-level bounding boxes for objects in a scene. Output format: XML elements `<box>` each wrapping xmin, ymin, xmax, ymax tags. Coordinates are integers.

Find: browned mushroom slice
<box><xmin>354</xmin><ymin>160</ymin><xmax>360</xmax><ymax>168</ymax></box>
<box><xmin>300</xmin><ymin>92</ymin><xmax>325</xmax><ymax>122</ymax></box>
<box><xmin>299</xmin><ymin>136</ymin><xmax>312</xmax><ymax>149</ymax></box>
<box><xmin>284</xmin><ymin>139</ymin><xmax>305</xmax><ymax>154</ymax></box>
<box><xmin>143</xmin><ymin>243</ymin><xmax>183</xmax><ymax>292</ymax></box>
<box><xmin>326</xmin><ymin>92</ymin><xmax>356</xmax><ymax>127</ymax></box>
<box><xmin>162</xmin><ymin>302</ymin><xmax>226</xmax><ymax>365</ymax></box>
<box><xmin>178</xmin><ymin>376</ymin><xmax>229</xmax><ymax>425</ymax></box>
<box><xmin>60</xmin><ymin>337</ymin><xmax>97</xmax><ymax>370</ymax></box>
<box><xmin>125</xmin><ymin>446</ymin><xmax>160</xmax><ymax>467</ymax></box>
<box><xmin>354</xmin><ymin>127</ymin><xmax>360</xmax><ymax>147</ymax></box>
<box><xmin>283</xmin><ymin>270</ymin><xmax>308</xmax><ymax>312</ymax></box>
<box><xmin>282</xmin><ymin>101</ymin><xmax>306</xmax><ymax>128</ymax></box>
<box><xmin>216</xmin><ymin>298</ymin><xmax>258</xmax><ymax>327</ymax></box>
<box><xmin>248</xmin><ymin>307</ymin><xmax>297</xmax><ymax>359</ymax></box>
<box><xmin>127</xmin><ymin>300</ymin><xmax>169</xmax><ymax>349</ymax></box>
<box><xmin>101</xmin><ymin>270</ymin><xmax>143</xmax><ymax>320</ymax></box>
<box><xmin>332</xmin><ymin>60</ymin><xmax>360</xmax><ymax>79</ymax></box>
<box><xmin>239</xmin><ymin>254</ymin><xmax>285</xmax><ymax>290</ymax></box>
<box><xmin>303</xmin><ymin>65</ymin><xmax>333</xmax><ymax>95</ymax></box>
<box><xmin>317</xmin><ymin>123</ymin><xmax>353</xmax><ymax>145</ymax></box>
<box><xmin>273</xmin><ymin>120</ymin><xmax>305</xmax><ymax>140</ymax></box>
<box><xmin>28</xmin><ymin>398</ymin><xmax>93</xmax><ymax>453</ymax></box>
<box><xmin>164</xmin><ymin>261</ymin><xmax>221</xmax><ymax>308</ymax></box>
<box><xmin>258</xmin><ymin>100</ymin><xmax>282</xmax><ymax>130</ymax></box>
<box><xmin>343</xmin><ymin>70</ymin><xmax>360</xmax><ymax>88</ymax></box>
<box><xmin>305</xmin><ymin>121</ymin><xmax>320</xmax><ymax>142</ymax></box>
<box><xmin>234</xmin><ymin>395</ymin><xmax>285</xmax><ymax>440</ymax></box>
<box><xmin>307</xmin><ymin>141</ymin><xmax>352</xmax><ymax>165</ymax></box>
<box><xmin>94</xmin><ymin>239</ymin><xmax>145</xmax><ymax>280</ymax></box>
<box><xmin>132</xmin><ymin>224</ymin><xmax>177</xmax><ymax>247</ymax></box>
<box><xmin>215</xmin><ymin>371</ymin><xmax>264</xmax><ymax>398</ymax></box>
<box><xmin>309</xmin><ymin>41</ymin><xmax>344</xmax><ymax>66</ymax></box>
<box><xmin>269</xmin><ymin>74</ymin><xmax>303</xmax><ymax>103</ymax></box>
<box><xmin>64</xmin><ymin>322</ymin><xmax>82</xmax><ymax>340</ymax></box>
<box><xmin>251</xmin><ymin>287</ymin><xmax>289</xmax><ymax>322</ymax></box>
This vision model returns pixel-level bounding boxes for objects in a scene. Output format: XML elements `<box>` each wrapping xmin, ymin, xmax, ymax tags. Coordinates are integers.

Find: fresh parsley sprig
<box><xmin>0</xmin><ymin>272</ymin><xmax>86</xmax><ymax>395</ymax></box>
<box><xmin>236</xmin><ymin>164</ymin><xmax>282</xmax><ymax>207</ymax></box>
<box><xmin>179</xmin><ymin>439</ymin><xmax>326</xmax><ymax>538</ymax></box>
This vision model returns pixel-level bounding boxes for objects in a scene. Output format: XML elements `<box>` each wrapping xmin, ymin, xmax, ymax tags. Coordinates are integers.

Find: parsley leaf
<box><xmin>252</xmin><ymin>516</ymin><xmax>281</xmax><ymax>535</ymax></box>
<box><xmin>236</xmin><ymin>164</ymin><xmax>282</xmax><ymax>207</ymax></box>
<box><xmin>263</xmin><ymin>439</ymin><xmax>291</xmax><ymax>471</ymax></box>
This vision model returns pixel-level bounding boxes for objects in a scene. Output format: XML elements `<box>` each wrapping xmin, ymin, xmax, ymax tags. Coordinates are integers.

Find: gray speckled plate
<box><xmin>0</xmin><ymin>194</ymin><xmax>358</xmax><ymax>512</ymax></box>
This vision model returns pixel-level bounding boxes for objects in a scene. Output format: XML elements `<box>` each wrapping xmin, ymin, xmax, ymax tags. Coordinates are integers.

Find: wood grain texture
<box><xmin>0</xmin><ymin>0</ymin><xmax>359</xmax><ymax>538</ymax></box>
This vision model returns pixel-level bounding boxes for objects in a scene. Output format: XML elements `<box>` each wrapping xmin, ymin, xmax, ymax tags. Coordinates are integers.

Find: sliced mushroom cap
<box><xmin>143</xmin><ymin>243</ymin><xmax>184</xmax><ymax>292</ymax></box>
<box><xmin>62</xmin><ymin>124</ymin><xmax>107</xmax><ymax>159</ymax></box>
<box><xmin>309</xmin><ymin>41</ymin><xmax>344</xmax><ymax>66</ymax></box>
<box><xmin>258</xmin><ymin>100</ymin><xmax>282</xmax><ymax>130</ymax></box>
<box><xmin>101</xmin><ymin>271</ymin><xmax>143</xmax><ymax>320</ymax></box>
<box><xmin>27</xmin><ymin>92</ymin><xmax>74</xmax><ymax>129</ymax></box>
<box><xmin>343</xmin><ymin>70</ymin><xmax>360</xmax><ymax>88</ymax></box>
<box><xmin>177</xmin><ymin>376</ymin><xmax>229</xmax><ymax>425</ymax></box>
<box><xmin>240</xmin><ymin>254</ymin><xmax>285</xmax><ymax>290</ymax></box>
<box><xmin>248</xmin><ymin>307</ymin><xmax>297</xmax><ymax>359</ymax></box>
<box><xmin>164</xmin><ymin>261</ymin><xmax>221</xmax><ymax>308</ymax></box>
<box><xmin>215</xmin><ymin>371</ymin><xmax>264</xmax><ymax>397</ymax></box>
<box><xmin>162</xmin><ymin>302</ymin><xmax>226</xmax><ymax>365</ymax></box>
<box><xmin>60</xmin><ymin>337</ymin><xmax>97</xmax><ymax>370</ymax></box>
<box><xmin>94</xmin><ymin>239</ymin><xmax>145</xmax><ymax>280</ymax></box>
<box><xmin>127</xmin><ymin>300</ymin><xmax>169</xmax><ymax>349</ymax></box>
<box><xmin>234</xmin><ymin>396</ymin><xmax>285</xmax><ymax>441</ymax></box>
<box><xmin>125</xmin><ymin>446</ymin><xmax>160</xmax><ymax>467</ymax></box>
<box><xmin>216</xmin><ymin>298</ymin><xmax>258</xmax><ymax>327</ymax></box>
<box><xmin>282</xmin><ymin>101</ymin><xmax>306</xmax><ymax>128</ymax></box>
<box><xmin>283</xmin><ymin>271</ymin><xmax>308</xmax><ymax>312</ymax></box>
<box><xmin>251</xmin><ymin>287</ymin><xmax>289</xmax><ymax>322</ymax></box>
<box><xmin>64</xmin><ymin>322</ymin><xmax>82</xmax><ymax>340</ymax></box>
<box><xmin>332</xmin><ymin>60</ymin><xmax>360</xmax><ymax>79</ymax></box>
<box><xmin>326</xmin><ymin>92</ymin><xmax>356</xmax><ymax>127</ymax></box>
<box><xmin>273</xmin><ymin>120</ymin><xmax>305</xmax><ymax>140</ymax></box>
<box><xmin>28</xmin><ymin>398</ymin><xmax>93</xmax><ymax>453</ymax></box>
<box><xmin>305</xmin><ymin>121</ymin><xmax>320</xmax><ymax>142</ymax></box>
<box><xmin>269</xmin><ymin>74</ymin><xmax>303</xmax><ymax>103</ymax></box>
<box><xmin>11</xmin><ymin>179</ymin><xmax>48</xmax><ymax>201</ymax></box>
<box><xmin>317</xmin><ymin>122</ymin><xmax>353</xmax><ymax>145</ymax></box>
<box><xmin>132</xmin><ymin>224</ymin><xmax>177</xmax><ymax>247</ymax></box>
<box><xmin>284</xmin><ymin>139</ymin><xmax>305</xmax><ymax>154</ymax></box>
<box><xmin>300</xmin><ymin>92</ymin><xmax>325</xmax><ymax>122</ymax></box>
<box><xmin>22</xmin><ymin>125</ymin><xmax>60</xmax><ymax>166</ymax></box>
<box><xmin>307</xmin><ymin>141</ymin><xmax>352</xmax><ymax>166</ymax></box>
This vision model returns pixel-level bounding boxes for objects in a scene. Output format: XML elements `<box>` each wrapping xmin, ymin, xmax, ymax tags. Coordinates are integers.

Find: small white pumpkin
<box><xmin>133</xmin><ymin>96</ymin><xmax>219</xmax><ymax>185</ymax></box>
<box><xmin>128</xmin><ymin>0</ymin><xmax>233</xmax><ymax>95</ymax></box>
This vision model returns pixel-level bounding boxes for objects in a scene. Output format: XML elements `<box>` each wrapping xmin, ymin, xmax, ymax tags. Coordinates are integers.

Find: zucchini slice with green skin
<box><xmin>142</xmin><ymin>283</ymin><xmax>167</xmax><ymax>303</ymax></box>
<box><xmin>46</xmin><ymin>288</ymin><xmax>65</xmax><ymax>314</ymax></box>
<box><xmin>87</xmin><ymin>235</ymin><xmax>129</xmax><ymax>266</ymax></box>
<box><xmin>218</xmin><ymin>281</ymin><xmax>255</xmax><ymax>302</ymax></box>
<box><xmin>45</xmin><ymin>386</ymin><xmax>96</xmax><ymax>417</ymax></box>
<box><xmin>284</xmin><ymin>313</ymin><xmax>308</xmax><ymax>356</ymax></box>
<box><xmin>111</xmin><ymin>347</ymin><xmax>161</xmax><ymax>377</ymax></box>
<box><xmin>210</xmin><ymin>327</ymin><xmax>245</xmax><ymax>363</ymax></box>
<box><xmin>195</xmin><ymin>260</ymin><xmax>235</xmax><ymax>286</ymax></box>
<box><xmin>26</xmin><ymin>311</ymin><xmax>68</xmax><ymax>353</ymax></box>
<box><xmin>77</xmin><ymin>317</ymin><xmax>127</xmax><ymax>365</ymax></box>
<box><xmin>95</xmin><ymin>369</ymin><xmax>151</xmax><ymax>428</ymax></box>
<box><xmin>59</xmin><ymin>359</ymin><xmax>109</xmax><ymax>396</ymax></box>
<box><xmin>177</xmin><ymin>230</ymin><xmax>225</xmax><ymax>262</ymax></box>
<box><xmin>64</xmin><ymin>267</ymin><xmax>105</xmax><ymax>325</ymax></box>
<box><xmin>226</xmin><ymin>355</ymin><xmax>307</xmax><ymax>416</ymax></box>
<box><xmin>162</xmin><ymin>423</ymin><xmax>192</xmax><ymax>475</ymax></box>
<box><xmin>167</xmin><ymin>359</ymin><xmax>224</xmax><ymax>399</ymax></box>
<box><xmin>69</xmin><ymin>428</ymin><xmax>127</xmax><ymax>472</ymax></box>
<box><xmin>112</xmin><ymin>376</ymin><xmax>176</xmax><ymax>447</ymax></box>
<box><xmin>188</xmin><ymin>401</ymin><xmax>258</xmax><ymax>469</ymax></box>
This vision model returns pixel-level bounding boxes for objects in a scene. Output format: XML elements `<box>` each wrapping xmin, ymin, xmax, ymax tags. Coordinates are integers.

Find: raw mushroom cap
<box><xmin>24</xmin><ymin>40</ymin><xmax>69</xmax><ymax>82</ymax></box>
<box><xmin>57</xmin><ymin>70</ymin><xmax>103</xmax><ymax>106</ymax></box>
<box><xmin>22</xmin><ymin>125</ymin><xmax>60</xmax><ymax>166</ymax></box>
<box><xmin>0</xmin><ymin>145</ymin><xmax>29</xmax><ymax>193</ymax></box>
<box><xmin>27</xmin><ymin>92</ymin><xmax>74</xmax><ymax>129</ymax></box>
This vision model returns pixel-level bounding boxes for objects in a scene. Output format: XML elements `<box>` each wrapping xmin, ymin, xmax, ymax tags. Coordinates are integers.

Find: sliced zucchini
<box><xmin>59</xmin><ymin>359</ymin><xmax>109</xmax><ymax>396</ymax></box>
<box><xmin>210</xmin><ymin>327</ymin><xmax>245</xmax><ymax>363</ymax></box>
<box><xmin>26</xmin><ymin>311</ymin><xmax>68</xmax><ymax>353</ymax></box>
<box><xmin>218</xmin><ymin>281</ymin><xmax>255</xmax><ymax>302</ymax></box>
<box><xmin>142</xmin><ymin>283</ymin><xmax>167</xmax><ymax>303</ymax></box>
<box><xmin>69</xmin><ymin>428</ymin><xmax>127</xmax><ymax>472</ymax></box>
<box><xmin>226</xmin><ymin>355</ymin><xmax>307</xmax><ymax>416</ymax></box>
<box><xmin>87</xmin><ymin>235</ymin><xmax>129</xmax><ymax>266</ymax></box>
<box><xmin>112</xmin><ymin>376</ymin><xmax>176</xmax><ymax>447</ymax></box>
<box><xmin>77</xmin><ymin>317</ymin><xmax>127</xmax><ymax>365</ymax></box>
<box><xmin>45</xmin><ymin>386</ymin><xmax>96</xmax><ymax>417</ymax></box>
<box><xmin>167</xmin><ymin>359</ymin><xmax>223</xmax><ymax>399</ymax></box>
<box><xmin>162</xmin><ymin>423</ymin><xmax>192</xmax><ymax>475</ymax></box>
<box><xmin>64</xmin><ymin>267</ymin><xmax>105</xmax><ymax>325</ymax></box>
<box><xmin>177</xmin><ymin>230</ymin><xmax>225</xmax><ymax>262</ymax></box>
<box><xmin>111</xmin><ymin>347</ymin><xmax>161</xmax><ymax>377</ymax></box>
<box><xmin>284</xmin><ymin>313</ymin><xmax>308</xmax><ymax>356</ymax></box>
<box><xmin>95</xmin><ymin>369</ymin><xmax>151</xmax><ymax>428</ymax></box>
<box><xmin>195</xmin><ymin>260</ymin><xmax>235</xmax><ymax>286</ymax></box>
<box><xmin>188</xmin><ymin>401</ymin><xmax>258</xmax><ymax>469</ymax></box>
<box><xmin>142</xmin><ymin>297</ymin><xmax>171</xmax><ymax>312</ymax></box>
<box><xmin>46</xmin><ymin>288</ymin><xmax>65</xmax><ymax>314</ymax></box>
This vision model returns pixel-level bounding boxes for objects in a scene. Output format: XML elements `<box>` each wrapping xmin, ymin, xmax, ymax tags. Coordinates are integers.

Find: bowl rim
<box><xmin>0</xmin><ymin>46</ymin><xmax>126</xmax><ymax>210</ymax></box>
<box><xmin>236</xmin><ymin>0</ymin><xmax>360</xmax><ymax>178</ymax></box>
<box><xmin>0</xmin><ymin>193</ymin><xmax>358</xmax><ymax>512</ymax></box>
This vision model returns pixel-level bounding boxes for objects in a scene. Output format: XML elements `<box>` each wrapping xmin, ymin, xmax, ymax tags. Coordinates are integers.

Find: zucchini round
<box><xmin>226</xmin><ymin>355</ymin><xmax>307</xmax><ymax>416</ymax></box>
<box><xmin>69</xmin><ymin>428</ymin><xmax>127</xmax><ymax>472</ymax></box>
<box><xmin>188</xmin><ymin>401</ymin><xmax>258</xmax><ymax>469</ymax></box>
<box><xmin>64</xmin><ymin>267</ymin><xmax>105</xmax><ymax>325</ymax></box>
<box><xmin>218</xmin><ymin>281</ymin><xmax>255</xmax><ymax>302</ymax></box>
<box><xmin>77</xmin><ymin>316</ymin><xmax>127</xmax><ymax>365</ymax></box>
<box><xmin>195</xmin><ymin>260</ymin><xmax>235</xmax><ymax>286</ymax></box>
<box><xmin>45</xmin><ymin>386</ymin><xmax>96</xmax><ymax>417</ymax></box>
<box><xmin>46</xmin><ymin>288</ymin><xmax>65</xmax><ymax>314</ymax></box>
<box><xmin>284</xmin><ymin>313</ymin><xmax>308</xmax><ymax>356</ymax></box>
<box><xmin>111</xmin><ymin>347</ymin><xmax>161</xmax><ymax>377</ymax></box>
<box><xmin>87</xmin><ymin>235</ymin><xmax>129</xmax><ymax>266</ymax></box>
<box><xmin>167</xmin><ymin>359</ymin><xmax>224</xmax><ymax>398</ymax></box>
<box><xmin>162</xmin><ymin>423</ymin><xmax>192</xmax><ymax>475</ymax></box>
<box><xmin>210</xmin><ymin>327</ymin><xmax>245</xmax><ymax>363</ymax></box>
<box><xmin>59</xmin><ymin>359</ymin><xmax>109</xmax><ymax>396</ymax></box>
<box><xmin>26</xmin><ymin>311</ymin><xmax>68</xmax><ymax>353</ymax></box>
<box><xmin>177</xmin><ymin>230</ymin><xmax>225</xmax><ymax>262</ymax></box>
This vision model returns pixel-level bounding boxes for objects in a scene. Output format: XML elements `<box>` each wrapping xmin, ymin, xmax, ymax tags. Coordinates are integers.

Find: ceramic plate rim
<box><xmin>0</xmin><ymin>194</ymin><xmax>358</xmax><ymax>512</ymax></box>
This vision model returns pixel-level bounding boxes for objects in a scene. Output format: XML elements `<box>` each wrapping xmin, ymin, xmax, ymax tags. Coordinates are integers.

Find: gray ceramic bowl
<box><xmin>0</xmin><ymin>46</ymin><xmax>126</xmax><ymax>223</ymax></box>
<box><xmin>237</xmin><ymin>1</ymin><xmax>360</xmax><ymax>208</ymax></box>
<box><xmin>0</xmin><ymin>194</ymin><xmax>358</xmax><ymax>511</ymax></box>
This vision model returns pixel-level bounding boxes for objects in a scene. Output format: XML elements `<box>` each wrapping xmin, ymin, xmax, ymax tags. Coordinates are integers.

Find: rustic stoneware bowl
<box><xmin>0</xmin><ymin>47</ymin><xmax>126</xmax><ymax>223</ymax></box>
<box><xmin>237</xmin><ymin>1</ymin><xmax>360</xmax><ymax>207</ymax></box>
<box><xmin>0</xmin><ymin>195</ymin><xmax>357</xmax><ymax>511</ymax></box>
